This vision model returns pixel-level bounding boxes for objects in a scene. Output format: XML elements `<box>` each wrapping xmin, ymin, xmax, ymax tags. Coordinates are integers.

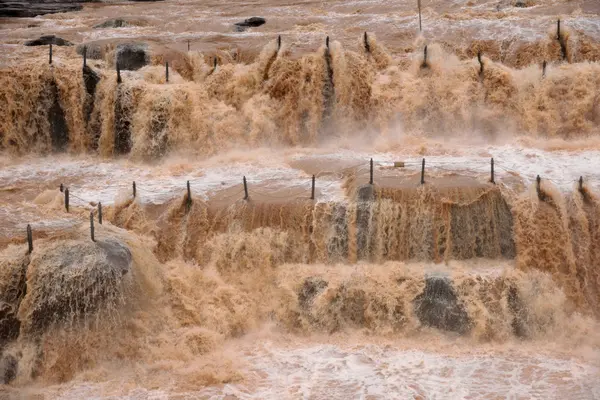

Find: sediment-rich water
<box><xmin>0</xmin><ymin>0</ymin><xmax>599</xmax><ymax>398</ymax></box>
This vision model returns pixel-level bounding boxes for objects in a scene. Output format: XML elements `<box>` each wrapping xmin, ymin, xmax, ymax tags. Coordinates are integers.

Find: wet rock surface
<box><xmin>298</xmin><ymin>277</ymin><xmax>328</xmax><ymax>309</ymax></box>
<box><xmin>24</xmin><ymin>35</ymin><xmax>73</xmax><ymax>46</ymax></box>
<box><xmin>0</xmin><ymin>1</ymin><xmax>82</xmax><ymax>18</ymax></box>
<box><xmin>93</xmin><ymin>18</ymin><xmax>129</xmax><ymax>29</ymax></box>
<box><xmin>20</xmin><ymin>238</ymin><xmax>132</xmax><ymax>334</ymax></box>
<box><xmin>413</xmin><ymin>276</ymin><xmax>471</xmax><ymax>334</ymax></box>
<box><xmin>0</xmin><ymin>253</ymin><xmax>29</xmax><ymax>352</ymax></box>
<box><xmin>0</xmin><ymin>353</ymin><xmax>18</xmax><ymax>384</ymax></box>
<box><xmin>116</xmin><ymin>42</ymin><xmax>149</xmax><ymax>70</ymax></box>
<box><xmin>234</xmin><ymin>17</ymin><xmax>266</xmax><ymax>32</ymax></box>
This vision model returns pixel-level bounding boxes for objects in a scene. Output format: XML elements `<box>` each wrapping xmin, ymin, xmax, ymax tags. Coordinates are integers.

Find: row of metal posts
<box><xmin>24</xmin><ymin>160</ymin><xmax>588</xmax><ymax>251</ymax></box>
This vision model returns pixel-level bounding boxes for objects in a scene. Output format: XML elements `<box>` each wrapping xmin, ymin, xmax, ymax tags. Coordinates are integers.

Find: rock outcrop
<box><xmin>24</xmin><ymin>35</ymin><xmax>73</xmax><ymax>47</ymax></box>
<box><xmin>0</xmin><ymin>0</ymin><xmax>83</xmax><ymax>18</ymax></box>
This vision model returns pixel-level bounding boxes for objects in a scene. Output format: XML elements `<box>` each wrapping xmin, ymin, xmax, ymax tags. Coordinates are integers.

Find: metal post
<box><xmin>60</xmin><ymin>183</ymin><xmax>64</xmax><ymax>193</ymax></box>
<box><xmin>27</xmin><ymin>224</ymin><xmax>33</xmax><ymax>254</ymax></box>
<box><xmin>421</xmin><ymin>158</ymin><xmax>425</xmax><ymax>185</ymax></box>
<box><xmin>542</xmin><ymin>60</ymin><xmax>547</xmax><ymax>78</ymax></box>
<box><xmin>90</xmin><ymin>211</ymin><xmax>95</xmax><ymax>242</ymax></box>
<box><xmin>243</xmin><ymin>176</ymin><xmax>249</xmax><ymax>200</ymax></box>
<box><xmin>98</xmin><ymin>202</ymin><xmax>103</xmax><ymax>224</ymax></box>
<box><xmin>65</xmin><ymin>188</ymin><xmax>69</xmax><ymax>212</ymax></box>
<box><xmin>187</xmin><ymin>40</ymin><xmax>190</xmax><ymax>52</ymax></box>
<box><xmin>326</xmin><ymin>36</ymin><xmax>330</xmax><ymax>49</ymax></box>
<box><xmin>186</xmin><ymin>180</ymin><xmax>192</xmax><ymax>212</ymax></box>
<box><xmin>418</xmin><ymin>0</ymin><xmax>422</xmax><ymax>32</ymax></box>
<box><xmin>117</xmin><ymin>62</ymin><xmax>122</xmax><ymax>84</ymax></box>
<box><xmin>364</xmin><ymin>32</ymin><xmax>370</xmax><ymax>53</ymax></box>
<box><xmin>49</xmin><ymin>44</ymin><xmax>52</xmax><ymax>65</ymax></box>
<box><xmin>166</xmin><ymin>62</ymin><xmax>169</xmax><ymax>83</ymax></box>
<box><xmin>369</xmin><ymin>158</ymin><xmax>374</xmax><ymax>185</ymax></box>
<box><xmin>277</xmin><ymin>35</ymin><xmax>282</xmax><ymax>51</ymax></box>
<box><xmin>311</xmin><ymin>175</ymin><xmax>316</xmax><ymax>200</ymax></box>
<box><xmin>83</xmin><ymin>45</ymin><xmax>87</xmax><ymax>68</ymax></box>
<box><xmin>490</xmin><ymin>158</ymin><xmax>495</xmax><ymax>184</ymax></box>
<box><xmin>579</xmin><ymin>176</ymin><xmax>583</xmax><ymax>192</ymax></box>
<box><xmin>536</xmin><ymin>175</ymin><xmax>541</xmax><ymax>197</ymax></box>
<box><xmin>557</xmin><ymin>19</ymin><xmax>561</xmax><ymax>40</ymax></box>
<box><xmin>478</xmin><ymin>51</ymin><xmax>484</xmax><ymax>76</ymax></box>
<box><xmin>132</xmin><ymin>181</ymin><xmax>136</xmax><ymax>198</ymax></box>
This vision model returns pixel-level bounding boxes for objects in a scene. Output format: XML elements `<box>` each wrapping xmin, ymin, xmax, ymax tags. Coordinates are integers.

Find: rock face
<box><xmin>24</xmin><ymin>35</ymin><xmax>73</xmax><ymax>47</ymax></box>
<box><xmin>234</xmin><ymin>17</ymin><xmax>266</xmax><ymax>31</ymax></box>
<box><xmin>18</xmin><ymin>238</ymin><xmax>132</xmax><ymax>335</ymax></box>
<box><xmin>116</xmin><ymin>42</ymin><xmax>149</xmax><ymax>70</ymax></box>
<box><xmin>413</xmin><ymin>276</ymin><xmax>471</xmax><ymax>334</ymax></box>
<box><xmin>0</xmin><ymin>1</ymin><xmax>83</xmax><ymax>18</ymax></box>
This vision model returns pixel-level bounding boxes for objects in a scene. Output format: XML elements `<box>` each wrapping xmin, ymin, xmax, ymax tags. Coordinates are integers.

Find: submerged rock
<box><xmin>298</xmin><ymin>277</ymin><xmax>328</xmax><ymax>309</ymax></box>
<box><xmin>116</xmin><ymin>42</ymin><xmax>149</xmax><ymax>70</ymax></box>
<box><xmin>234</xmin><ymin>17</ymin><xmax>266</xmax><ymax>31</ymax></box>
<box><xmin>413</xmin><ymin>276</ymin><xmax>471</xmax><ymax>334</ymax></box>
<box><xmin>18</xmin><ymin>238</ymin><xmax>132</xmax><ymax>335</ymax></box>
<box><xmin>24</xmin><ymin>35</ymin><xmax>73</xmax><ymax>47</ymax></box>
<box><xmin>93</xmin><ymin>18</ymin><xmax>129</xmax><ymax>29</ymax></box>
<box><xmin>0</xmin><ymin>353</ymin><xmax>18</xmax><ymax>384</ymax></box>
<box><xmin>0</xmin><ymin>252</ymin><xmax>29</xmax><ymax>352</ymax></box>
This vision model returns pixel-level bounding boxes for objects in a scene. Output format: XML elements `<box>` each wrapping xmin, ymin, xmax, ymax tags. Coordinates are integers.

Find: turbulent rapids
<box><xmin>0</xmin><ymin>0</ymin><xmax>600</xmax><ymax>398</ymax></box>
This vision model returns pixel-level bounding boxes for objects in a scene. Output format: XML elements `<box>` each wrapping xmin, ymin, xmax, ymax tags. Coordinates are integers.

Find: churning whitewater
<box><xmin>0</xmin><ymin>0</ymin><xmax>599</xmax><ymax>398</ymax></box>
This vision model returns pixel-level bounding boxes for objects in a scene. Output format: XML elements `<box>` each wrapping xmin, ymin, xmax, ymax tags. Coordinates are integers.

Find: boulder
<box><xmin>18</xmin><ymin>238</ymin><xmax>132</xmax><ymax>335</ymax></box>
<box><xmin>234</xmin><ymin>17</ymin><xmax>266</xmax><ymax>32</ymax></box>
<box><xmin>413</xmin><ymin>276</ymin><xmax>471</xmax><ymax>334</ymax></box>
<box><xmin>24</xmin><ymin>35</ymin><xmax>73</xmax><ymax>47</ymax></box>
<box><xmin>116</xmin><ymin>42</ymin><xmax>149</xmax><ymax>70</ymax></box>
<box><xmin>0</xmin><ymin>2</ymin><xmax>82</xmax><ymax>18</ymax></box>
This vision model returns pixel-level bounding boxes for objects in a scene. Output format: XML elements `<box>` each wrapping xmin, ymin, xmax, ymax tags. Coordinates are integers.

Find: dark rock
<box><xmin>48</xmin><ymin>80</ymin><xmax>69</xmax><ymax>152</ymax></box>
<box><xmin>93</xmin><ymin>18</ymin><xmax>129</xmax><ymax>29</ymax></box>
<box><xmin>116</xmin><ymin>42</ymin><xmax>149</xmax><ymax>71</ymax></box>
<box><xmin>82</xmin><ymin>65</ymin><xmax>101</xmax><ymax>149</ymax></box>
<box><xmin>329</xmin><ymin>204</ymin><xmax>348</xmax><ymax>261</ymax></box>
<box><xmin>298</xmin><ymin>277</ymin><xmax>328</xmax><ymax>309</ymax></box>
<box><xmin>114</xmin><ymin>85</ymin><xmax>133</xmax><ymax>154</ymax></box>
<box><xmin>234</xmin><ymin>17</ymin><xmax>266</xmax><ymax>32</ymax></box>
<box><xmin>507</xmin><ymin>285</ymin><xmax>528</xmax><ymax>337</ymax></box>
<box><xmin>234</xmin><ymin>17</ymin><xmax>266</xmax><ymax>28</ymax></box>
<box><xmin>20</xmin><ymin>238</ymin><xmax>132</xmax><ymax>335</ymax></box>
<box><xmin>514</xmin><ymin>1</ymin><xmax>528</xmax><ymax>7</ymax></box>
<box><xmin>24</xmin><ymin>35</ymin><xmax>73</xmax><ymax>47</ymax></box>
<box><xmin>0</xmin><ymin>354</ymin><xmax>18</xmax><ymax>384</ymax></box>
<box><xmin>413</xmin><ymin>276</ymin><xmax>471</xmax><ymax>334</ymax></box>
<box><xmin>0</xmin><ymin>2</ymin><xmax>82</xmax><ymax>18</ymax></box>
